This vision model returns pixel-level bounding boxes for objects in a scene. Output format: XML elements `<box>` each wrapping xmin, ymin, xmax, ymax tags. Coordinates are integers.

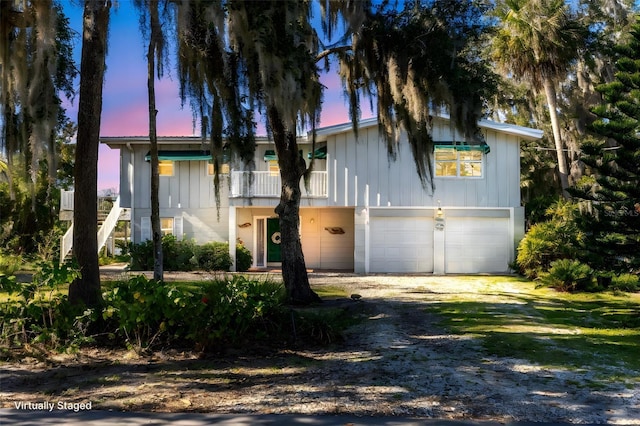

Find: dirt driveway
<box><xmin>1</xmin><ymin>272</ymin><xmax>638</xmax><ymax>424</ymax></box>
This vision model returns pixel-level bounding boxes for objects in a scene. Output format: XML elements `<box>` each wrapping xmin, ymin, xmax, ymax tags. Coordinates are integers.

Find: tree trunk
<box><xmin>268</xmin><ymin>107</ymin><xmax>321</xmax><ymax>305</ymax></box>
<box><xmin>147</xmin><ymin>0</ymin><xmax>163</xmax><ymax>282</ymax></box>
<box><xmin>543</xmin><ymin>78</ymin><xmax>570</xmax><ymax>198</ymax></box>
<box><xmin>69</xmin><ymin>0</ymin><xmax>111</xmax><ymax>307</ymax></box>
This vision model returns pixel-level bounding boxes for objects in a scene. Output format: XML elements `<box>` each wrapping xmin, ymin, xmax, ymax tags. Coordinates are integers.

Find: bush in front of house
<box><xmin>129</xmin><ymin>237</ymin><xmax>252</xmax><ymax>272</ymax></box>
<box><xmin>102</xmin><ymin>274</ymin><xmax>302</xmax><ymax>351</ymax></box>
<box><xmin>236</xmin><ymin>243</ymin><xmax>252</xmax><ymax>272</ymax></box>
<box><xmin>537</xmin><ymin>259</ymin><xmax>594</xmax><ymax>292</ymax></box>
<box><xmin>193</xmin><ymin>242</ymin><xmax>232</xmax><ymax>271</ymax></box>
<box><xmin>162</xmin><ymin>235</ymin><xmax>196</xmax><ymax>271</ymax></box>
<box><xmin>516</xmin><ymin>200</ymin><xmax>588</xmax><ymax>279</ymax></box>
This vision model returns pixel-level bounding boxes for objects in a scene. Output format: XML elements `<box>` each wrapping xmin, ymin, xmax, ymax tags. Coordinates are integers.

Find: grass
<box><xmin>423</xmin><ymin>276</ymin><xmax>640</xmax><ymax>378</ymax></box>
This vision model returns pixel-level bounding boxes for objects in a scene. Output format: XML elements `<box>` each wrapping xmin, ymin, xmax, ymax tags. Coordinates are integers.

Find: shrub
<box><xmin>194</xmin><ymin>275</ymin><xmax>286</xmax><ymax>348</ymax></box>
<box><xmin>0</xmin><ymin>261</ymin><xmax>94</xmax><ymax>350</ymax></box>
<box><xmin>194</xmin><ymin>242</ymin><xmax>232</xmax><ymax>271</ymax></box>
<box><xmin>129</xmin><ymin>235</ymin><xmax>196</xmax><ymax>271</ymax></box>
<box><xmin>538</xmin><ymin>259</ymin><xmax>593</xmax><ymax>292</ymax></box>
<box><xmin>610</xmin><ymin>273</ymin><xmax>640</xmax><ymax>292</ymax></box>
<box><xmin>516</xmin><ymin>200</ymin><xmax>587</xmax><ymax>279</ymax></box>
<box><xmin>102</xmin><ymin>275</ymin><xmax>192</xmax><ymax>349</ymax></box>
<box><xmin>102</xmin><ymin>275</ymin><xmax>287</xmax><ymax>351</ymax></box>
<box><xmin>162</xmin><ymin>235</ymin><xmax>196</xmax><ymax>271</ymax></box>
<box><xmin>128</xmin><ymin>239</ymin><xmax>153</xmax><ymax>271</ymax></box>
<box><xmin>0</xmin><ymin>250</ymin><xmax>23</xmax><ymax>275</ymax></box>
<box><xmin>236</xmin><ymin>243</ymin><xmax>253</xmax><ymax>272</ymax></box>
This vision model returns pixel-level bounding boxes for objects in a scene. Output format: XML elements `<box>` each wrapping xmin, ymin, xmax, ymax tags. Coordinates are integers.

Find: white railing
<box><xmin>60</xmin><ymin>196</ymin><xmax>123</xmax><ymax>264</ymax></box>
<box><xmin>231</xmin><ymin>171</ymin><xmax>327</xmax><ymax>198</ymax></box>
<box><xmin>60</xmin><ymin>224</ymin><xmax>74</xmax><ymax>265</ymax></box>
<box><xmin>97</xmin><ymin>196</ymin><xmax>122</xmax><ymax>252</ymax></box>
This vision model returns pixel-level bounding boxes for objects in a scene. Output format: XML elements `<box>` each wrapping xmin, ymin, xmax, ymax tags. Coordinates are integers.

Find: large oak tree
<box><xmin>176</xmin><ymin>0</ymin><xmax>496</xmax><ymax>304</ymax></box>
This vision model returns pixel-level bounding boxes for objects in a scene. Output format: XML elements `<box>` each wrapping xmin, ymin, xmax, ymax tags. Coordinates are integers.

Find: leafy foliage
<box><xmin>0</xmin><ymin>261</ymin><xmax>94</xmax><ymax>350</ymax></box>
<box><xmin>128</xmin><ymin>236</ymin><xmax>248</xmax><ymax>272</ymax></box>
<box><xmin>1</xmin><ymin>263</ymin><xmax>350</xmax><ymax>353</ymax></box>
<box><xmin>537</xmin><ymin>259</ymin><xmax>594</xmax><ymax>292</ymax></box>
<box><xmin>193</xmin><ymin>242</ymin><xmax>232</xmax><ymax>272</ymax></box>
<box><xmin>235</xmin><ymin>243</ymin><xmax>253</xmax><ymax>272</ymax></box>
<box><xmin>516</xmin><ymin>200</ymin><xmax>587</xmax><ymax>278</ymax></box>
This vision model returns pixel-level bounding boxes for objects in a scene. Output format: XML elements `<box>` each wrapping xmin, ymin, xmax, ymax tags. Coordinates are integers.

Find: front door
<box><xmin>266</xmin><ymin>217</ymin><xmax>281</xmax><ymax>262</ymax></box>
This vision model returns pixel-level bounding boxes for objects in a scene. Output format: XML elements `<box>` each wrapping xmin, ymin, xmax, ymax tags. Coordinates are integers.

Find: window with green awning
<box><xmin>307</xmin><ymin>145</ymin><xmax>327</xmax><ymax>160</ymax></box>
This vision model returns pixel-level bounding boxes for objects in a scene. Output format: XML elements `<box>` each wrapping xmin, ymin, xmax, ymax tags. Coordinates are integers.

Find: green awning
<box><xmin>145</xmin><ymin>150</ymin><xmax>211</xmax><ymax>162</ymax></box>
<box><xmin>307</xmin><ymin>145</ymin><xmax>327</xmax><ymax>160</ymax></box>
<box><xmin>434</xmin><ymin>141</ymin><xmax>490</xmax><ymax>154</ymax></box>
<box><xmin>264</xmin><ymin>149</ymin><xmax>306</xmax><ymax>161</ymax></box>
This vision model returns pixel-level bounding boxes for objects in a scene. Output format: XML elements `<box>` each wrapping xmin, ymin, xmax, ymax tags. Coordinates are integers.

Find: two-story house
<box><xmin>102</xmin><ymin>115</ymin><xmax>543</xmax><ymax>274</ymax></box>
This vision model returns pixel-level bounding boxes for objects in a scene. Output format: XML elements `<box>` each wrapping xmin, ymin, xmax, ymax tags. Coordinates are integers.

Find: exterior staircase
<box><xmin>60</xmin><ymin>193</ymin><xmax>125</xmax><ymax>264</ymax></box>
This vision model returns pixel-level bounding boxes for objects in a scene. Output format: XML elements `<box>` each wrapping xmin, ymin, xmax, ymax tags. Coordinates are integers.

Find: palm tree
<box><xmin>68</xmin><ymin>0</ymin><xmax>111</xmax><ymax>307</ymax></box>
<box><xmin>491</xmin><ymin>0</ymin><xmax>586</xmax><ymax>197</ymax></box>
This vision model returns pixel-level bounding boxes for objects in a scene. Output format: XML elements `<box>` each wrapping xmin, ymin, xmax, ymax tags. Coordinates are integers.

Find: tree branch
<box><xmin>315</xmin><ymin>45</ymin><xmax>352</xmax><ymax>62</ymax></box>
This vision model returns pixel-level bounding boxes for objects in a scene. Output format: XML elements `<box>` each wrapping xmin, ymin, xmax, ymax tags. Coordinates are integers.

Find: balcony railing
<box><xmin>231</xmin><ymin>171</ymin><xmax>327</xmax><ymax>198</ymax></box>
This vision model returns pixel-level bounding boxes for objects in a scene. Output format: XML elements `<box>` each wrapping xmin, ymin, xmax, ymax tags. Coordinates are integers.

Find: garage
<box><xmin>444</xmin><ymin>216</ymin><xmax>511</xmax><ymax>273</ymax></box>
<box><xmin>369</xmin><ymin>216</ymin><xmax>434</xmax><ymax>273</ymax></box>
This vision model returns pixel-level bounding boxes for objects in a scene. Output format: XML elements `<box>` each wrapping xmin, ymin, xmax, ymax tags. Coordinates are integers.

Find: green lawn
<box><xmin>422</xmin><ymin>276</ymin><xmax>640</xmax><ymax>380</ymax></box>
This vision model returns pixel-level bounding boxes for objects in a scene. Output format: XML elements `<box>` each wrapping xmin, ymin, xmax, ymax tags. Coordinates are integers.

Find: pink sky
<box><xmin>62</xmin><ymin>1</ymin><xmax>371</xmax><ymax>192</ymax></box>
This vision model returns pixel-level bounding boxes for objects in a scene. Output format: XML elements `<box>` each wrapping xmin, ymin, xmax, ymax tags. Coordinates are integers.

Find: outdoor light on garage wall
<box><xmin>435</xmin><ymin>200</ymin><xmax>445</xmax><ymax>231</ymax></box>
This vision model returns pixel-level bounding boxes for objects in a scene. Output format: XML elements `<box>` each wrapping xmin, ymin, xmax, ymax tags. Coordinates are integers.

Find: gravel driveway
<box><xmin>2</xmin><ymin>270</ymin><xmax>638</xmax><ymax>424</ymax></box>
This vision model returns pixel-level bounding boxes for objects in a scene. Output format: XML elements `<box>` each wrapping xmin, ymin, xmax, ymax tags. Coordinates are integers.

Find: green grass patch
<box><xmin>423</xmin><ymin>276</ymin><xmax>640</xmax><ymax>377</ymax></box>
<box><xmin>312</xmin><ymin>285</ymin><xmax>349</xmax><ymax>299</ymax></box>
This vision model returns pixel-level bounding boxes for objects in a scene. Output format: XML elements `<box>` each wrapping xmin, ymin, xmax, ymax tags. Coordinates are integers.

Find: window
<box><xmin>160</xmin><ymin>218</ymin><xmax>174</xmax><ymax>236</ymax></box>
<box><xmin>141</xmin><ymin>216</ymin><xmax>183</xmax><ymax>241</ymax></box>
<box><xmin>268</xmin><ymin>160</ymin><xmax>279</xmax><ymax>176</ymax></box>
<box><xmin>208</xmin><ymin>163</ymin><xmax>230</xmax><ymax>175</ymax></box>
<box><xmin>435</xmin><ymin>148</ymin><xmax>483</xmax><ymax>178</ymax></box>
<box><xmin>159</xmin><ymin>160</ymin><xmax>174</xmax><ymax>176</ymax></box>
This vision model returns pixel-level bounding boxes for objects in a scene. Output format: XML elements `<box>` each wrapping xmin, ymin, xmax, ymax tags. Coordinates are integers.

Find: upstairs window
<box><xmin>158</xmin><ymin>160</ymin><xmax>174</xmax><ymax>176</ymax></box>
<box><xmin>434</xmin><ymin>145</ymin><xmax>486</xmax><ymax>178</ymax></box>
<box><xmin>208</xmin><ymin>163</ymin><xmax>230</xmax><ymax>175</ymax></box>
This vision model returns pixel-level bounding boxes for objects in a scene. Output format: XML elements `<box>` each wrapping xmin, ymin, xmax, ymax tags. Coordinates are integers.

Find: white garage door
<box><xmin>370</xmin><ymin>217</ymin><xmax>434</xmax><ymax>273</ymax></box>
<box><xmin>445</xmin><ymin>217</ymin><xmax>511</xmax><ymax>273</ymax></box>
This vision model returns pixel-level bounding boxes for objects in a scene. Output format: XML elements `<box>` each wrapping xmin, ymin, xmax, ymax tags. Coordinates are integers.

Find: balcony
<box><xmin>230</xmin><ymin>171</ymin><xmax>327</xmax><ymax>198</ymax></box>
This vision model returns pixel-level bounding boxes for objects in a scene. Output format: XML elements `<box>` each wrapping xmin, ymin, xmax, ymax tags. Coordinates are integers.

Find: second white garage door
<box><xmin>369</xmin><ymin>217</ymin><xmax>434</xmax><ymax>273</ymax></box>
<box><xmin>445</xmin><ymin>217</ymin><xmax>511</xmax><ymax>273</ymax></box>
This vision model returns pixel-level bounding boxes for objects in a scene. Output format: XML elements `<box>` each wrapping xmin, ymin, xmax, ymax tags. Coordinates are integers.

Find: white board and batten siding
<box><xmin>322</xmin><ymin>117</ymin><xmax>523</xmax><ymax>209</ymax></box>
<box><xmin>126</xmin><ymin>145</ymin><xmax>230</xmax><ymax>244</ymax></box>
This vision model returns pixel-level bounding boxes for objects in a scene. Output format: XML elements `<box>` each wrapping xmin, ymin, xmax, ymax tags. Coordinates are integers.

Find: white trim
<box><xmin>312</xmin><ymin>115</ymin><xmax>543</xmax><ymax>141</ymax></box>
<box><xmin>173</xmin><ymin>216</ymin><xmax>183</xmax><ymax>241</ymax></box>
<box><xmin>228</xmin><ymin>207</ymin><xmax>237</xmax><ymax>272</ymax></box>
